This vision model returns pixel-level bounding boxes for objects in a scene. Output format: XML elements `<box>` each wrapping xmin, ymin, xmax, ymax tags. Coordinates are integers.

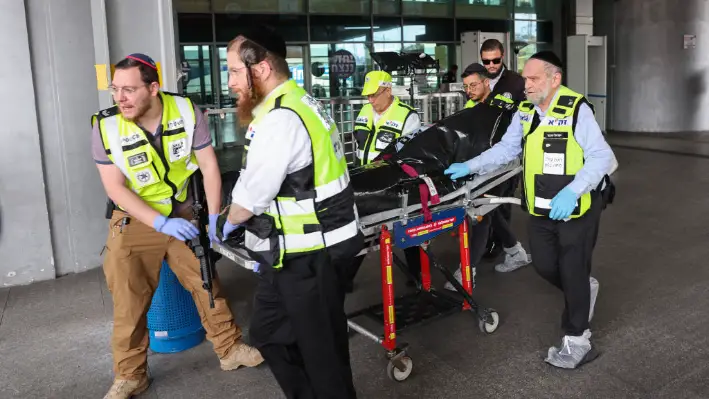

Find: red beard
<box><xmin>236</xmin><ymin>78</ymin><xmax>267</xmax><ymax>127</ymax></box>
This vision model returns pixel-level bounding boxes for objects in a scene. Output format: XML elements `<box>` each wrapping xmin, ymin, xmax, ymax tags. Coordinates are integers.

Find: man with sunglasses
<box><xmin>345</xmin><ymin>70</ymin><xmax>423</xmax><ymax>292</ymax></box>
<box><xmin>479</xmin><ymin>39</ymin><xmax>529</xmax><ymax>268</ymax></box>
<box><xmin>480</xmin><ymin>39</ymin><xmax>526</xmax><ymax>104</ymax></box>
<box><xmin>91</xmin><ymin>53</ymin><xmax>264</xmax><ymax>399</ymax></box>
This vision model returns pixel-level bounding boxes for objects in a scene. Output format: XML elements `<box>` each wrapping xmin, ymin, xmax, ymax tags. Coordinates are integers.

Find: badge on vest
<box><xmin>128</xmin><ymin>152</ymin><xmax>149</xmax><ymax>167</ymax></box>
<box><xmin>543</xmin><ymin>117</ymin><xmax>572</xmax><ymax>126</ymax></box>
<box><xmin>168</xmin><ymin>138</ymin><xmax>188</xmax><ymax>162</ymax></box>
<box><xmin>356</xmin><ymin>116</ymin><xmax>368</xmax><ymax>124</ymax></box>
<box><xmin>166</xmin><ymin>118</ymin><xmax>185</xmax><ymax>131</ymax></box>
<box><xmin>384</xmin><ymin>120</ymin><xmax>402</xmax><ymax>129</ymax></box>
<box><xmin>375</xmin><ymin>132</ymin><xmax>395</xmax><ymax>150</ymax></box>
<box><xmin>301</xmin><ymin>95</ymin><xmax>333</xmax><ymax>131</ymax></box>
<box><xmin>133</xmin><ymin>168</ymin><xmax>158</xmax><ymax>187</ymax></box>
<box><xmin>121</xmin><ymin>132</ymin><xmax>143</xmax><ymax>146</ymax></box>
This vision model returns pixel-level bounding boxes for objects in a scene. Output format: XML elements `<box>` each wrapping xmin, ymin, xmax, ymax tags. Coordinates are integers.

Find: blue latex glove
<box><xmin>208</xmin><ymin>214</ymin><xmax>220</xmax><ymax>243</ymax></box>
<box><xmin>549</xmin><ymin>187</ymin><xmax>578</xmax><ymax>220</ymax></box>
<box><xmin>222</xmin><ymin>220</ymin><xmax>240</xmax><ymax>240</ymax></box>
<box><xmin>153</xmin><ymin>215</ymin><xmax>199</xmax><ymax>241</ymax></box>
<box><xmin>444</xmin><ymin>163</ymin><xmax>471</xmax><ymax>180</ymax></box>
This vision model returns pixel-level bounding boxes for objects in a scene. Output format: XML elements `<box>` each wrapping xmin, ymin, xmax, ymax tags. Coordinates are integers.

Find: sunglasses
<box><xmin>481</xmin><ymin>57</ymin><xmax>502</xmax><ymax>65</ymax></box>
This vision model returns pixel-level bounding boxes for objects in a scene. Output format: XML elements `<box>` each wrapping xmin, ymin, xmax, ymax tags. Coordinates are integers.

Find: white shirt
<box><xmin>231</xmin><ymin>84</ymin><xmax>313</xmax><ymax>215</ymax></box>
<box><xmin>489</xmin><ymin>66</ymin><xmax>505</xmax><ymax>91</ymax></box>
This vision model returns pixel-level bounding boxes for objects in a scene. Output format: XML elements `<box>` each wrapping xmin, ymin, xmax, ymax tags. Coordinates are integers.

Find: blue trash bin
<box><xmin>147</xmin><ymin>261</ymin><xmax>206</xmax><ymax>353</ymax></box>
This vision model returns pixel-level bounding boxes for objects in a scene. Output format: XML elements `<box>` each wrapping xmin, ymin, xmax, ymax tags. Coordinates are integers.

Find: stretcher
<box><xmin>211</xmin><ymin>158</ymin><xmax>522</xmax><ymax>382</ymax></box>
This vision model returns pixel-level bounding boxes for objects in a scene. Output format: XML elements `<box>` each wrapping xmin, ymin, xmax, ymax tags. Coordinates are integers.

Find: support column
<box><xmin>0</xmin><ymin>0</ymin><xmax>55</xmax><ymax>286</ymax></box>
<box><xmin>105</xmin><ymin>0</ymin><xmax>180</xmax><ymax>92</ymax></box>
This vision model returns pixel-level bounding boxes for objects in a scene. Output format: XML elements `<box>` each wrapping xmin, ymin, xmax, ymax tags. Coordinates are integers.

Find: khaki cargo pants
<box><xmin>102</xmin><ymin>210</ymin><xmax>241</xmax><ymax>380</ymax></box>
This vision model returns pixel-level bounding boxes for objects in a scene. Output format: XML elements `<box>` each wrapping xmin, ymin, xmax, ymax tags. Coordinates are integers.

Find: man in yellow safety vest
<box><xmin>91</xmin><ymin>53</ymin><xmax>263</xmax><ymax>399</ymax></box>
<box><xmin>444</xmin><ymin>51</ymin><xmax>617</xmax><ymax>370</ymax></box>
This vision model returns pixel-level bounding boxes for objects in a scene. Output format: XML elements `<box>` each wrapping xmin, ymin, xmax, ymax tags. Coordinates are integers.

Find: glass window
<box><xmin>373</xmin><ymin>0</ymin><xmax>400</xmax><ymax>15</ymax></box>
<box><xmin>309</xmin><ymin>43</ymin><xmax>372</xmax><ymax>98</ymax></box>
<box><xmin>514</xmin><ymin>42</ymin><xmax>552</xmax><ymax>73</ymax></box>
<box><xmin>403</xmin><ymin>18</ymin><xmax>454</xmax><ymax>42</ymax></box>
<box><xmin>212</xmin><ymin>0</ymin><xmax>305</xmax><ymax>13</ymax></box>
<box><xmin>177</xmin><ymin>14</ymin><xmax>213</xmax><ymax>43</ymax></box>
<box><xmin>285</xmin><ymin>46</ymin><xmax>306</xmax><ymax>89</ymax></box>
<box><xmin>214</xmin><ymin>14</ymin><xmax>308</xmax><ymax>43</ymax></box>
<box><xmin>310</xmin><ymin>15</ymin><xmax>372</xmax><ymax>42</ymax></box>
<box><xmin>456</xmin><ymin>18</ymin><xmax>510</xmax><ymax>39</ymax></box>
<box><xmin>310</xmin><ymin>0</ymin><xmax>369</xmax><ymax>14</ymax></box>
<box><xmin>174</xmin><ymin>0</ymin><xmax>210</xmax><ymax>13</ymax></box>
<box><xmin>455</xmin><ymin>0</ymin><xmax>508</xmax><ymax>19</ymax></box>
<box><xmin>401</xmin><ymin>43</ymin><xmax>449</xmax><ymax>90</ymax></box>
<box><xmin>514</xmin><ymin>19</ymin><xmax>553</xmax><ymax>43</ymax></box>
<box><xmin>403</xmin><ymin>0</ymin><xmax>453</xmax><ymax>18</ymax></box>
<box><xmin>373</xmin><ymin>17</ymin><xmax>402</xmax><ymax>42</ymax></box>
<box><xmin>181</xmin><ymin>45</ymin><xmax>214</xmax><ymax>106</ymax></box>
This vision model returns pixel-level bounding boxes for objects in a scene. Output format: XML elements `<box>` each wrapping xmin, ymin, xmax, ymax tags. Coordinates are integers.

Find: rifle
<box><xmin>188</xmin><ymin>171</ymin><xmax>216</xmax><ymax>308</ymax></box>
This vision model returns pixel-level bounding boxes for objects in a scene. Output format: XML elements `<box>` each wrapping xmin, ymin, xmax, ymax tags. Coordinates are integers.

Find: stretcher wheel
<box><xmin>478</xmin><ymin>309</ymin><xmax>500</xmax><ymax>334</ymax></box>
<box><xmin>387</xmin><ymin>355</ymin><xmax>413</xmax><ymax>382</ymax></box>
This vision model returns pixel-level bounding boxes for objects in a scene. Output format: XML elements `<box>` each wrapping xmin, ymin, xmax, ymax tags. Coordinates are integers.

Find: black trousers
<box><xmin>489</xmin><ymin>176</ymin><xmax>520</xmax><ymax>250</ymax></box>
<box><xmin>528</xmin><ymin>193</ymin><xmax>602</xmax><ymax>337</ymax></box>
<box><xmin>249</xmin><ymin>240</ymin><xmax>360</xmax><ymax>399</ymax></box>
<box><xmin>467</xmin><ymin>215</ymin><xmax>492</xmax><ymax>267</ymax></box>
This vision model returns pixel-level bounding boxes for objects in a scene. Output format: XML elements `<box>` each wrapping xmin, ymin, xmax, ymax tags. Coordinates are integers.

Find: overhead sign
<box><xmin>329</xmin><ymin>49</ymin><xmax>356</xmax><ymax>79</ymax></box>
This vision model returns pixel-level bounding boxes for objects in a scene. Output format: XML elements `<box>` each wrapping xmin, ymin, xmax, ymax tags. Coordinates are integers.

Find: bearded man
<box><xmin>444</xmin><ymin>51</ymin><xmax>617</xmax><ymax>370</ymax></box>
<box><xmin>221</xmin><ymin>27</ymin><xmax>362</xmax><ymax>398</ymax></box>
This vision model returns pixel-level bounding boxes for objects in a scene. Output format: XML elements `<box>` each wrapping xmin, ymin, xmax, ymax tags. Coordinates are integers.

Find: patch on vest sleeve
<box><xmin>168</xmin><ymin>138</ymin><xmax>189</xmax><ymax>162</ymax></box>
<box><xmin>128</xmin><ymin>152</ymin><xmax>149</xmax><ymax>167</ymax></box>
<box><xmin>356</xmin><ymin>116</ymin><xmax>368</xmax><ymax>124</ymax></box>
<box><xmin>133</xmin><ymin>169</ymin><xmax>158</xmax><ymax>187</ymax></box>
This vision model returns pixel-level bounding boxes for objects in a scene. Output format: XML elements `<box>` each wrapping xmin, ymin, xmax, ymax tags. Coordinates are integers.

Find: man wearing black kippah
<box><xmin>221</xmin><ymin>27</ymin><xmax>362</xmax><ymax>398</ymax></box>
<box><xmin>445</xmin><ymin>50</ymin><xmax>617</xmax><ymax>369</ymax></box>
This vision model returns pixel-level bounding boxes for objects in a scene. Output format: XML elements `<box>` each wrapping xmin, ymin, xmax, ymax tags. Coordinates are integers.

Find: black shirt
<box><xmin>489</xmin><ymin>67</ymin><xmax>526</xmax><ymax>104</ymax></box>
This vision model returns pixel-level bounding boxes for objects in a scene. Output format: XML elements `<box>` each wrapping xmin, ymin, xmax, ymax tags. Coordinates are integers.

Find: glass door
<box><xmin>180</xmin><ymin>45</ymin><xmax>214</xmax><ymax>107</ymax></box>
<box><xmin>286</xmin><ymin>45</ymin><xmax>307</xmax><ymax>90</ymax></box>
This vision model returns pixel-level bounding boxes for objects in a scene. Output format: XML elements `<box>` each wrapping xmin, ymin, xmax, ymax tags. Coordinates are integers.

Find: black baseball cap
<box><xmin>461</xmin><ymin>63</ymin><xmax>489</xmax><ymax>79</ymax></box>
<box><xmin>241</xmin><ymin>26</ymin><xmax>287</xmax><ymax>59</ymax></box>
<box><xmin>529</xmin><ymin>50</ymin><xmax>563</xmax><ymax>69</ymax></box>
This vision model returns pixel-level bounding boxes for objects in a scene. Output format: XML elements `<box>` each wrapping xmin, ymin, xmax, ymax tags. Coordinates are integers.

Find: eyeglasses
<box><xmin>463</xmin><ymin>82</ymin><xmax>483</xmax><ymax>91</ymax></box>
<box><xmin>481</xmin><ymin>58</ymin><xmax>502</xmax><ymax>65</ymax></box>
<box><xmin>109</xmin><ymin>85</ymin><xmax>148</xmax><ymax>96</ymax></box>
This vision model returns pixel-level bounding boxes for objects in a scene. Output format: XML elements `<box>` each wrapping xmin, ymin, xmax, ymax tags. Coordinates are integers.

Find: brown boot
<box><xmin>220</xmin><ymin>340</ymin><xmax>265</xmax><ymax>371</ymax></box>
<box><xmin>103</xmin><ymin>376</ymin><xmax>150</xmax><ymax>399</ymax></box>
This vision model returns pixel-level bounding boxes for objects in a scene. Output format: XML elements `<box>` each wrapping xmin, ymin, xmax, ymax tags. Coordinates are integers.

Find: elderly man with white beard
<box><xmin>443</xmin><ymin>51</ymin><xmax>617</xmax><ymax>369</ymax></box>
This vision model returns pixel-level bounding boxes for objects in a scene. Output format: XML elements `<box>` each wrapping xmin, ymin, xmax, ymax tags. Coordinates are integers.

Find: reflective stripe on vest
<box><xmin>353</xmin><ymin>98</ymin><xmax>415</xmax><ymax>165</ymax></box>
<box><xmin>521</xmin><ymin>85</ymin><xmax>591</xmax><ymax>219</ymax></box>
<box><xmin>94</xmin><ymin>92</ymin><xmax>198</xmax><ymax>216</ymax></box>
<box><xmin>241</xmin><ymin>80</ymin><xmax>359</xmax><ymax>269</ymax></box>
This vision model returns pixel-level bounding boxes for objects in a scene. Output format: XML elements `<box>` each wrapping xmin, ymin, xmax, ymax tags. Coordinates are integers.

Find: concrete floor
<box><xmin>3</xmin><ymin>136</ymin><xmax>709</xmax><ymax>398</ymax></box>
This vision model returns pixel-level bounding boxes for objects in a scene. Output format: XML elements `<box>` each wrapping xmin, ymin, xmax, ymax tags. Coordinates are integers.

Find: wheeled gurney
<box><xmin>212</xmin><ymin>159</ymin><xmax>521</xmax><ymax>382</ymax></box>
<box><xmin>212</xmin><ymin>102</ymin><xmax>521</xmax><ymax>382</ymax></box>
